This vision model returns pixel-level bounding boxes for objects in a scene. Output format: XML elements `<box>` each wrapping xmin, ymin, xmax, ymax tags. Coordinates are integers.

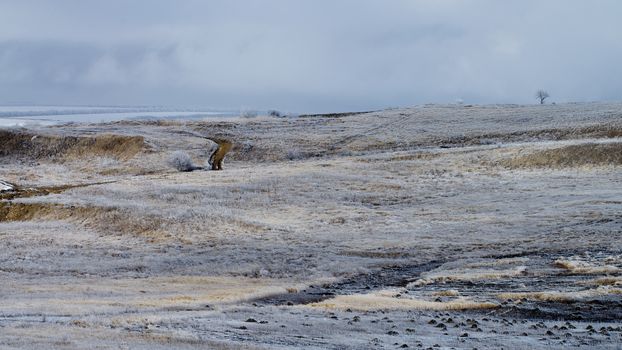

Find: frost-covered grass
<box><xmin>1</xmin><ymin>102</ymin><xmax>622</xmax><ymax>349</ymax></box>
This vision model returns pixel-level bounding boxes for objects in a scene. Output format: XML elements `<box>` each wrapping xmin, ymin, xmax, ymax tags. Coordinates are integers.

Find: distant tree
<box><xmin>536</xmin><ymin>90</ymin><xmax>550</xmax><ymax>104</ymax></box>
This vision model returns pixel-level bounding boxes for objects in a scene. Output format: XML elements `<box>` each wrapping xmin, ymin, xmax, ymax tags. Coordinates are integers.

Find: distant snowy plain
<box><xmin>0</xmin><ymin>105</ymin><xmax>237</xmax><ymax>127</ymax></box>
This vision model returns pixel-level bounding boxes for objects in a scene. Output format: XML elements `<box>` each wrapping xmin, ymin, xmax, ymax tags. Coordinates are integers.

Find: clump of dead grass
<box><xmin>310</xmin><ymin>292</ymin><xmax>497</xmax><ymax>311</ymax></box>
<box><xmin>554</xmin><ymin>259</ymin><xmax>620</xmax><ymax>275</ymax></box>
<box><xmin>497</xmin><ymin>286</ymin><xmax>622</xmax><ymax>302</ymax></box>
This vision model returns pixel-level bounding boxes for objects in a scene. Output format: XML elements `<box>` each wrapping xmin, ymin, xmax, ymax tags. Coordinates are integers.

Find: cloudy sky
<box><xmin>1</xmin><ymin>0</ymin><xmax>621</xmax><ymax>113</ymax></box>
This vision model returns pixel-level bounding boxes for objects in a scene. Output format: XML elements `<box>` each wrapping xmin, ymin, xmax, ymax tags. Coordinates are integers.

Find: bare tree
<box><xmin>536</xmin><ymin>90</ymin><xmax>550</xmax><ymax>104</ymax></box>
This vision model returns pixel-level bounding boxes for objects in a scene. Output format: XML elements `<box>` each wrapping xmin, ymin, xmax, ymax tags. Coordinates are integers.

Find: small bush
<box><xmin>168</xmin><ymin>151</ymin><xmax>195</xmax><ymax>172</ymax></box>
<box><xmin>268</xmin><ymin>110</ymin><xmax>282</xmax><ymax>117</ymax></box>
<box><xmin>286</xmin><ymin>149</ymin><xmax>304</xmax><ymax>160</ymax></box>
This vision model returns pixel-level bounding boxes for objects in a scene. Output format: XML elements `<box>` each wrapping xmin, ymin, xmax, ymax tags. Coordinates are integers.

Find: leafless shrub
<box><xmin>268</xmin><ymin>110</ymin><xmax>282</xmax><ymax>117</ymax></box>
<box><xmin>286</xmin><ymin>149</ymin><xmax>304</xmax><ymax>160</ymax></box>
<box><xmin>168</xmin><ymin>151</ymin><xmax>195</xmax><ymax>172</ymax></box>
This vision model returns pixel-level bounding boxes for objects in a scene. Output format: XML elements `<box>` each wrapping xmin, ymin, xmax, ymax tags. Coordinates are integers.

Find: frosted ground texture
<box><xmin>0</xmin><ymin>103</ymin><xmax>621</xmax><ymax>349</ymax></box>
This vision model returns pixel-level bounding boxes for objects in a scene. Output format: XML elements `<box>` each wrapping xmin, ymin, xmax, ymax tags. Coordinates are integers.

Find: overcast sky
<box><xmin>1</xmin><ymin>0</ymin><xmax>621</xmax><ymax>113</ymax></box>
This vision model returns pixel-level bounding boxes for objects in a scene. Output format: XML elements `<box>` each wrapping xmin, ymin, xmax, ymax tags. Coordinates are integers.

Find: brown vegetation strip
<box><xmin>0</xmin><ymin>202</ymin><xmax>63</xmax><ymax>222</ymax></box>
<box><xmin>503</xmin><ymin>142</ymin><xmax>622</xmax><ymax>168</ymax></box>
<box><xmin>0</xmin><ymin>201</ymin><xmax>164</xmax><ymax>239</ymax></box>
<box><xmin>0</xmin><ymin>182</ymin><xmax>115</xmax><ymax>200</ymax></box>
<box><xmin>0</xmin><ymin>130</ymin><xmax>145</xmax><ymax>160</ymax></box>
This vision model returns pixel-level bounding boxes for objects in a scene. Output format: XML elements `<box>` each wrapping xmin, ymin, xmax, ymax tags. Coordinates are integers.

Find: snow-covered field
<box><xmin>1</xmin><ymin>103</ymin><xmax>621</xmax><ymax>349</ymax></box>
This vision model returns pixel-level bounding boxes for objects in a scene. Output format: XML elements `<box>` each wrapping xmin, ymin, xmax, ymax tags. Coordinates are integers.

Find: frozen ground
<box><xmin>1</xmin><ymin>103</ymin><xmax>621</xmax><ymax>349</ymax></box>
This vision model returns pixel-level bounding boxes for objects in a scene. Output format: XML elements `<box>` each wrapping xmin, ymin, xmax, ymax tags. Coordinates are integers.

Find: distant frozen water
<box><xmin>0</xmin><ymin>105</ymin><xmax>237</xmax><ymax>127</ymax></box>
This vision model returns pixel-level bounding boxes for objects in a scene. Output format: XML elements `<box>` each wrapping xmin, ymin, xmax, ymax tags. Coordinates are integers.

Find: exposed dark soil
<box><xmin>255</xmin><ymin>261</ymin><xmax>444</xmax><ymax>306</ymax></box>
<box><xmin>489</xmin><ymin>298</ymin><xmax>622</xmax><ymax>322</ymax></box>
<box><xmin>299</xmin><ymin>111</ymin><xmax>375</xmax><ymax>118</ymax></box>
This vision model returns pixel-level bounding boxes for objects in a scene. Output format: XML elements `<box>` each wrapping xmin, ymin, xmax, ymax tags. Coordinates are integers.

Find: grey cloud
<box><xmin>0</xmin><ymin>0</ymin><xmax>621</xmax><ymax>112</ymax></box>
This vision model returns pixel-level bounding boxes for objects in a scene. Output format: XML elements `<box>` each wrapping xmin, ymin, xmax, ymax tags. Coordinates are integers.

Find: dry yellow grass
<box><xmin>0</xmin><ymin>130</ymin><xmax>145</xmax><ymax>160</ymax></box>
<box><xmin>68</xmin><ymin>134</ymin><xmax>145</xmax><ymax>160</ymax></box>
<box><xmin>497</xmin><ymin>286</ymin><xmax>622</xmax><ymax>302</ymax></box>
<box><xmin>309</xmin><ymin>292</ymin><xmax>497</xmax><ymax>311</ymax></box>
<box><xmin>553</xmin><ymin>259</ymin><xmax>620</xmax><ymax>274</ymax></box>
<box><xmin>579</xmin><ymin>277</ymin><xmax>622</xmax><ymax>286</ymax></box>
<box><xmin>0</xmin><ymin>202</ymin><xmax>61</xmax><ymax>222</ymax></box>
<box><xmin>3</xmin><ymin>275</ymin><xmax>303</xmax><ymax>315</ymax></box>
<box><xmin>502</xmin><ymin>142</ymin><xmax>622</xmax><ymax>168</ymax></box>
<box><xmin>408</xmin><ymin>266</ymin><xmax>527</xmax><ymax>287</ymax></box>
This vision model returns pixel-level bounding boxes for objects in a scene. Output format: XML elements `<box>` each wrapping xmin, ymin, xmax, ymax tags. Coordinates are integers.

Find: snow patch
<box><xmin>0</xmin><ymin>180</ymin><xmax>14</xmax><ymax>192</ymax></box>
